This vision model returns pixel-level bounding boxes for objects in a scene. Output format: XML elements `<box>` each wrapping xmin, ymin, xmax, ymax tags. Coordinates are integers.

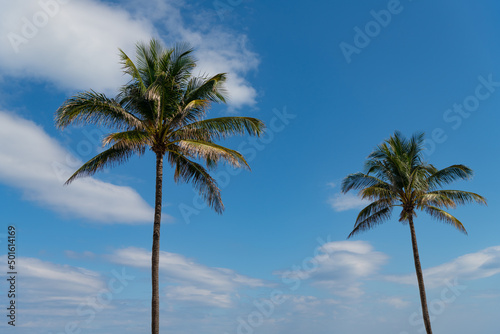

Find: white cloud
<box><xmin>0</xmin><ymin>0</ymin><xmax>259</xmax><ymax>109</ymax></box>
<box><xmin>1</xmin><ymin>255</ymin><xmax>104</xmax><ymax>305</ymax></box>
<box><xmin>0</xmin><ymin>255</ymin><xmax>143</xmax><ymax>332</ymax></box>
<box><xmin>165</xmin><ymin>286</ymin><xmax>233</xmax><ymax>308</ymax></box>
<box><xmin>0</xmin><ymin>0</ymin><xmax>155</xmax><ymax>94</ymax></box>
<box><xmin>328</xmin><ymin>192</ymin><xmax>371</xmax><ymax>212</ymax></box>
<box><xmin>380</xmin><ymin>297</ymin><xmax>410</xmax><ymax>309</ymax></box>
<box><xmin>107</xmin><ymin>247</ymin><xmax>266</xmax><ymax>307</ymax></box>
<box><xmin>385</xmin><ymin>246</ymin><xmax>500</xmax><ymax>288</ymax></box>
<box><xmin>275</xmin><ymin>241</ymin><xmax>388</xmax><ymax>298</ymax></box>
<box><xmin>0</xmin><ymin>111</ymin><xmax>155</xmax><ymax>224</ymax></box>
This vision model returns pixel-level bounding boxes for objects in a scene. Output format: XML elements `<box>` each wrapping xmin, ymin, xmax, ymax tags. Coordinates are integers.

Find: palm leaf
<box><xmin>348</xmin><ymin>206</ymin><xmax>393</xmax><ymax>239</ymax></box>
<box><xmin>177</xmin><ymin>140</ymin><xmax>250</xmax><ymax>170</ymax></box>
<box><xmin>423</xmin><ymin>206</ymin><xmax>468</xmax><ymax>234</ymax></box>
<box><xmin>167</xmin><ymin>149</ymin><xmax>223</xmax><ymax>213</ymax></box>
<box><xmin>55</xmin><ymin>91</ymin><xmax>143</xmax><ymax>130</ymax></box>
<box><xmin>65</xmin><ymin>145</ymin><xmax>137</xmax><ymax>184</ymax></box>
<box><xmin>186</xmin><ymin>117</ymin><xmax>265</xmax><ymax>140</ymax></box>
<box><xmin>427</xmin><ymin>165</ymin><xmax>474</xmax><ymax>189</ymax></box>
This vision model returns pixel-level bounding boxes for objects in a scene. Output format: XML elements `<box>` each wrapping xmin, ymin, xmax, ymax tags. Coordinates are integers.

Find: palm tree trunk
<box><xmin>152</xmin><ymin>153</ymin><xmax>163</xmax><ymax>334</ymax></box>
<box><xmin>408</xmin><ymin>216</ymin><xmax>433</xmax><ymax>334</ymax></box>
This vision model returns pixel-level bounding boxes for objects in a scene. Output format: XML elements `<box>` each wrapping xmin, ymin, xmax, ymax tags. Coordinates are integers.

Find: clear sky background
<box><xmin>0</xmin><ymin>0</ymin><xmax>499</xmax><ymax>333</ymax></box>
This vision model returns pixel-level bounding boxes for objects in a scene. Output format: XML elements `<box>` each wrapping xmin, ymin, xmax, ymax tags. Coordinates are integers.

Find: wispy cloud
<box><xmin>385</xmin><ymin>246</ymin><xmax>500</xmax><ymax>288</ymax></box>
<box><xmin>0</xmin><ymin>111</ymin><xmax>155</xmax><ymax>224</ymax></box>
<box><xmin>0</xmin><ymin>255</ymin><xmax>104</xmax><ymax>305</ymax></box>
<box><xmin>328</xmin><ymin>192</ymin><xmax>370</xmax><ymax>212</ymax></box>
<box><xmin>107</xmin><ymin>247</ymin><xmax>266</xmax><ymax>307</ymax></box>
<box><xmin>379</xmin><ymin>297</ymin><xmax>410</xmax><ymax>309</ymax></box>
<box><xmin>275</xmin><ymin>241</ymin><xmax>388</xmax><ymax>298</ymax></box>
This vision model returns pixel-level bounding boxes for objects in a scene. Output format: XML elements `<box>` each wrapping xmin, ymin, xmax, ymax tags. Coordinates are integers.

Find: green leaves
<box><xmin>55</xmin><ymin>90</ymin><xmax>143</xmax><ymax>130</ymax></box>
<box><xmin>187</xmin><ymin>117</ymin><xmax>266</xmax><ymax>140</ymax></box>
<box><xmin>342</xmin><ymin>131</ymin><xmax>487</xmax><ymax>238</ymax></box>
<box><xmin>64</xmin><ymin>146</ymin><xmax>137</xmax><ymax>184</ymax></box>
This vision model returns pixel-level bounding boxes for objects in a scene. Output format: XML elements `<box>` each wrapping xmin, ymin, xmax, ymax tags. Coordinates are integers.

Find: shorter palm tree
<box><xmin>341</xmin><ymin>131</ymin><xmax>486</xmax><ymax>334</ymax></box>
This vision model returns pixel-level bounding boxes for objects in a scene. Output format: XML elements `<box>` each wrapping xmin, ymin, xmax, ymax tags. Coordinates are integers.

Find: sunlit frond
<box><xmin>55</xmin><ymin>90</ymin><xmax>143</xmax><ymax>130</ymax></box>
<box><xmin>424</xmin><ymin>206</ymin><xmax>467</xmax><ymax>234</ymax></box>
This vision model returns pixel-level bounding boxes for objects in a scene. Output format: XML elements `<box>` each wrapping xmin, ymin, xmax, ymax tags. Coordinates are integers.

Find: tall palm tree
<box><xmin>341</xmin><ymin>131</ymin><xmax>486</xmax><ymax>334</ymax></box>
<box><xmin>55</xmin><ymin>39</ymin><xmax>265</xmax><ymax>334</ymax></box>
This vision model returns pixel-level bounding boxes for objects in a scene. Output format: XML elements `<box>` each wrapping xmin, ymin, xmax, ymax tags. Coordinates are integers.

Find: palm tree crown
<box><xmin>341</xmin><ymin>131</ymin><xmax>486</xmax><ymax>238</ymax></box>
<box><xmin>55</xmin><ymin>39</ymin><xmax>264</xmax><ymax>212</ymax></box>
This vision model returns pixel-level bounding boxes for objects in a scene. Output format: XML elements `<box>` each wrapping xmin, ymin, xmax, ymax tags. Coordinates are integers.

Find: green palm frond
<box><xmin>425</xmin><ymin>190</ymin><xmax>487</xmax><ymax>206</ymax></box>
<box><xmin>65</xmin><ymin>145</ymin><xmax>137</xmax><ymax>184</ymax></box>
<box><xmin>354</xmin><ymin>199</ymin><xmax>394</xmax><ymax>225</ymax></box>
<box><xmin>418</xmin><ymin>192</ymin><xmax>455</xmax><ymax>209</ymax></box>
<box><xmin>167</xmin><ymin>149</ymin><xmax>223</xmax><ymax>213</ymax></box>
<box><xmin>186</xmin><ymin>117</ymin><xmax>265</xmax><ymax>140</ymax></box>
<box><xmin>102</xmin><ymin>130</ymin><xmax>151</xmax><ymax>150</ymax></box>
<box><xmin>341</xmin><ymin>173</ymin><xmax>388</xmax><ymax>193</ymax></box>
<box><xmin>360</xmin><ymin>185</ymin><xmax>397</xmax><ymax>201</ymax></box>
<box><xmin>348</xmin><ymin>206</ymin><xmax>393</xmax><ymax>239</ymax></box>
<box><xmin>423</xmin><ymin>206</ymin><xmax>467</xmax><ymax>234</ymax></box>
<box><xmin>55</xmin><ymin>90</ymin><xmax>143</xmax><ymax>130</ymax></box>
<box><xmin>427</xmin><ymin>165</ymin><xmax>474</xmax><ymax>189</ymax></box>
<box><xmin>119</xmin><ymin>48</ymin><xmax>145</xmax><ymax>90</ymax></box>
<box><xmin>184</xmin><ymin>73</ymin><xmax>228</xmax><ymax>105</ymax></box>
<box><xmin>177</xmin><ymin>140</ymin><xmax>250</xmax><ymax>170</ymax></box>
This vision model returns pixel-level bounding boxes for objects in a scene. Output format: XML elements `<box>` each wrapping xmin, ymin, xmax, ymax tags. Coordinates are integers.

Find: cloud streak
<box><xmin>385</xmin><ymin>246</ymin><xmax>500</xmax><ymax>288</ymax></box>
<box><xmin>328</xmin><ymin>192</ymin><xmax>371</xmax><ymax>212</ymax></box>
<box><xmin>107</xmin><ymin>247</ymin><xmax>266</xmax><ymax>307</ymax></box>
<box><xmin>275</xmin><ymin>241</ymin><xmax>388</xmax><ymax>298</ymax></box>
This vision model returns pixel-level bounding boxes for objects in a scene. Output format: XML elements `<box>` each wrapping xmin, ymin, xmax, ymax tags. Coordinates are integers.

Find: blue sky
<box><xmin>0</xmin><ymin>0</ymin><xmax>499</xmax><ymax>333</ymax></box>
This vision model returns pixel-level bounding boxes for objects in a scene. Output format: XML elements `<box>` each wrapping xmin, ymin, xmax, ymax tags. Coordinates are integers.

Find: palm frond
<box><xmin>425</xmin><ymin>190</ymin><xmax>487</xmax><ymax>206</ymax></box>
<box><xmin>427</xmin><ymin>165</ymin><xmax>474</xmax><ymax>189</ymax></box>
<box><xmin>341</xmin><ymin>173</ymin><xmax>388</xmax><ymax>193</ymax></box>
<box><xmin>119</xmin><ymin>48</ymin><xmax>145</xmax><ymax>91</ymax></box>
<box><xmin>55</xmin><ymin>91</ymin><xmax>143</xmax><ymax>130</ymax></box>
<box><xmin>348</xmin><ymin>206</ymin><xmax>393</xmax><ymax>239</ymax></box>
<box><xmin>65</xmin><ymin>145</ymin><xmax>137</xmax><ymax>184</ymax></box>
<box><xmin>102</xmin><ymin>130</ymin><xmax>151</xmax><ymax>150</ymax></box>
<box><xmin>167</xmin><ymin>149</ymin><xmax>223</xmax><ymax>213</ymax></box>
<box><xmin>423</xmin><ymin>206</ymin><xmax>468</xmax><ymax>234</ymax></box>
<box><xmin>184</xmin><ymin>73</ymin><xmax>228</xmax><ymax>105</ymax></box>
<box><xmin>185</xmin><ymin>117</ymin><xmax>265</xmax><ymax>140</ymax></box>
<box><xmin>176</xmin><ymin>140</ymin><xmax>250</xmax><ymax>170</ymax></box>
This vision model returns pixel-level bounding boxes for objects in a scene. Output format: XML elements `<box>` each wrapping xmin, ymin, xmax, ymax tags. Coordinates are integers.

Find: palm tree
<box><xmin>341</xmin><ymin>131</ymin><xmax>486</xmax><ymax>334</ymax></box>
<box><xmin>55</xmin><ymin>39</ymin><xmax>265</xmax><ymax>334</ymax></box>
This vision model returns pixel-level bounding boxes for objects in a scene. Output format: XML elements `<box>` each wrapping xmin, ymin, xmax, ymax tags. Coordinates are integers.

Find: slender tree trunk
<box><xmin>152</xmin><ymin>153</ymin><xmax>163</xmax><ymax>334</ymax></box>
<box><xmin>408</xmin><ymin>216</ymin><xmax>433</xmax><ymax>334</ymax></box>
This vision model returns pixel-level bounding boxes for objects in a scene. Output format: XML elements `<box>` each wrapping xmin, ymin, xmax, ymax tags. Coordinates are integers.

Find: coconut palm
<box><xmin>55</xmin><ymin>39</ymin><xmax>265</xmax><ymax>334</ymax></box>
<box><xmin>341</xmin><ymin>131</ymin><xmax>486</xmax><ymax>334</ymax></box>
